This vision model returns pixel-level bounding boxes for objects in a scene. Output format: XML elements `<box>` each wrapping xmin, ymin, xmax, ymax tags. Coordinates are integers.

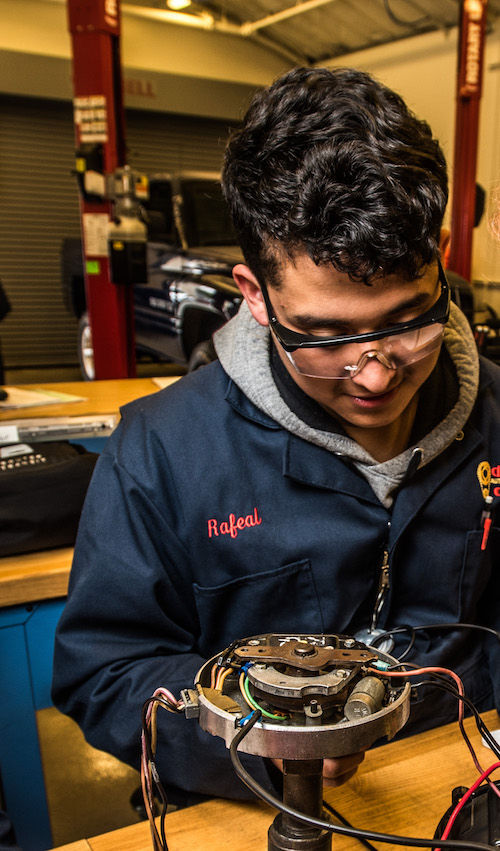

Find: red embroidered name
<box><xmin>207</xmin><ymin>507</ymin><xmax>262</xmax><ymax>539</ymax></box>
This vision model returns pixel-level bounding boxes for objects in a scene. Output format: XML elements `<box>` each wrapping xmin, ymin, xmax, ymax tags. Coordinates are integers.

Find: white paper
<box><xmin>0</xmin><ymin>425</ymin><xmax>19</xmax><ymax>445</ymax></box>
<box><xmin>0</xmin><ymin>387</ymin><xmax>86</xmax><ymax>411</ymax></box>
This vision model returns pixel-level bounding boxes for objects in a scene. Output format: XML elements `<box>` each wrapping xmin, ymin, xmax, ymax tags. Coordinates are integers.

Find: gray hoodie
<box><xmin>214</xmin><ymin>300</ymin><xmax>479</xmax><ymax>508</ymax></box>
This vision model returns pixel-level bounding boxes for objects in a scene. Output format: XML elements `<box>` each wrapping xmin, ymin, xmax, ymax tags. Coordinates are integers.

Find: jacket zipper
<box><xmin>371</xmin><ymin>548</ymin><xmax>390</xmax><ymax>632</ymax></box>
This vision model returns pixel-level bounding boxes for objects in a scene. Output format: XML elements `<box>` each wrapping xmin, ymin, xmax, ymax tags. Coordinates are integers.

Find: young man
<box><xmin>52</xmin><ymin>67</ymin><xmax>500</xmax><ymax>805</ymax></box>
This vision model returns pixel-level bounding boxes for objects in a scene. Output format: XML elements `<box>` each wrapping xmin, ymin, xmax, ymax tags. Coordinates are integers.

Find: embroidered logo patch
<box><xmin>207</xmin><ymin>507</ymin><xmax>262</xmax><ymax>539</ymax></box>
<box><xmin>477</xmin><ymin>460</ymin><xmax>492</xmax><ymax>499</ymax></box>
<box><xmin>477</xmin><ymin>461</ymin><xmax>500</xmax><ymax>498</ymax></box>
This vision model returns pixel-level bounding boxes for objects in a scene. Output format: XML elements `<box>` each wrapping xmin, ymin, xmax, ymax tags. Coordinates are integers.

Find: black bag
<box><xmin>0</xmin><ymin>441</ymin><xmax>98</xmax><ymax>557</ymax></box>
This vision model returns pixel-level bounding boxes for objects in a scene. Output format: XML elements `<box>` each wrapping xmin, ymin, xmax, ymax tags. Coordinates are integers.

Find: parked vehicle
<box><xmin>62</xmin><ymin>171</ymin><xmax>242</xmax><ymax>379</ymax></box>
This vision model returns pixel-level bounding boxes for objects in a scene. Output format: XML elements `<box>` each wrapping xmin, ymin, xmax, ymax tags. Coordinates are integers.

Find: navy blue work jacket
<box><xmin>52</xmin><ymin>357</ymin><xmax>500</xmax><ymax>802</ymax></box>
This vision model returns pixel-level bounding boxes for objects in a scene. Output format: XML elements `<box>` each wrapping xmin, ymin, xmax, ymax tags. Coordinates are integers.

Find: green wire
<box><xmin>242</xmin><ymin>675</ymin><xmax>289</xmax><ymax>720</ymax></box>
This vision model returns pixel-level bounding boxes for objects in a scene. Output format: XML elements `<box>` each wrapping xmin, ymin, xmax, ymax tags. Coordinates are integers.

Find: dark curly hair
<box><xmin>221</xmin><ymin>66</ymin><xmax>448</xmax><ymax>287</ymax></box>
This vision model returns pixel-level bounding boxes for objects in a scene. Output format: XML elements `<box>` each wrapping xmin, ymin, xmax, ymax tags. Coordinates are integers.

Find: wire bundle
<box><xmin>141</xmin><ymin>687</ymin><xmax>184</xmax><ymax>851</ymax></box>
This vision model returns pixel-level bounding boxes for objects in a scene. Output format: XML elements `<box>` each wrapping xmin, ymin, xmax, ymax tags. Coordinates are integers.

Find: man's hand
<box><xmin>271</xmin><ymin>752</ymin><xmax>365</xmax><ymax>788</ymax></box>
<box><xmin>322</xmin><ymin>752</ymin><xmax>365</xmax><ymax>787</ymax></box>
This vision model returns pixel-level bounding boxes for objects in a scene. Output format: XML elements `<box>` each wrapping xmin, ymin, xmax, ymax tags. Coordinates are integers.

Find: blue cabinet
<box><xmin>0</xmin><ymin>599</ymin><xmax>67</xmax><ymax>850</ymax></box>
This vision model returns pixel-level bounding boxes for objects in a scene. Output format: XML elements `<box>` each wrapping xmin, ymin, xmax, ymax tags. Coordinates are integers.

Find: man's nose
<box><xmin>349</xmin><ymin>351</ymin><xmax>396</xmax><ymax>394</ymax></box>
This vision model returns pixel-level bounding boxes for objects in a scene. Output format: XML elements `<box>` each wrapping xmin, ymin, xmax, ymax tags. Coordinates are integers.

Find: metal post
<box><xmin>67</xmin><ymin>0</ymin><xmax>136</xmax><ymax>378</ymax></box>
<box><xmin>268</xmin><ymin>759</ymin><xmax>331</xmax><ymax>851</ymax></box>
<box><xmin>448</xmin><ymin>0</ymin><xmax>488</xmax><ymax>281</ymax></box>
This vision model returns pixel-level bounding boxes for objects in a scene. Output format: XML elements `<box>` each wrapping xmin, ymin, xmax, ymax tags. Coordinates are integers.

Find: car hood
<box><xmin>156</xmin><ymin>244</ymin><xmax>243</xmax><ymax>277</ymax></box>
<box><xmin>187</xmin><ymin>244</ymin><xmax>243</xmax><ymax>264</ymax></box>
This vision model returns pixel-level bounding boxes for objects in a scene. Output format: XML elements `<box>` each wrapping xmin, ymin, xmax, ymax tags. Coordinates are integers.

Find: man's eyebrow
<box><xmin>288</xmin><ymin>291</ymin><xmax>435</xmax><ymax>331</ymax></box>
<box><xmin>286</xmin><ymin>313</ymin><xmax>349</xmax><ymax>331</ymax></box>
<box><xmin>384</xmin><ymin>290</ymin><xmax>435</xmax><ymax>319</ymax></box>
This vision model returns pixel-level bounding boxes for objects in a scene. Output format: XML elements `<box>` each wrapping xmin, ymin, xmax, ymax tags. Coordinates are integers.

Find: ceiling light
<box><xmin>167</xmin><ymin>0</ymin><xmax>192</xmax><ymax>9</ymax></box>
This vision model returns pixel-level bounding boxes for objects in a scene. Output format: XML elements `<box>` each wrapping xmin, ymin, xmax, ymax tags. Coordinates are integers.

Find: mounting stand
<box><xmin>268</xmin><ymin>759</ymin><xmax>331</xmax><ymax>851</ymax></box>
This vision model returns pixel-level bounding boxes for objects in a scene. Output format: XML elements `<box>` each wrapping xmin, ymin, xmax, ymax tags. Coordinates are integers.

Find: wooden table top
<box><xmin>52</xmin><ymin>708</ymin><xmax>500</xmax><ymax>851</ymax></box>
<box><xmin>0</xmin><ymin>377</ymin><xmax>179</xmax><ymax>422</ymax></box>
<box><xmin>0</xmin><ymin>377</ymin><xmax>180</xmax><ymax>607</ymax></box>
<box><xmin>0</xmin><ymin>546</ymin><xmax>74</xmax><ymax>607</ymax></box>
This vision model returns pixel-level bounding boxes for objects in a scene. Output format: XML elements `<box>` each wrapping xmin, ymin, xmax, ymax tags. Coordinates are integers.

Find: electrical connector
<box><xmin>372</xmin><ymin>659</ymin><xmax>390</xmax><ymax>671</ymax></box>
<box><xmin>180</xmin><ymin>688</ymin><xmax>200</xmax><ymax>719</ymax></box>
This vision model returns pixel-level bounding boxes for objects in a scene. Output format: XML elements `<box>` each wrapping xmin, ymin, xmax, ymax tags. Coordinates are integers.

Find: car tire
<box><xmin>187</xmin><ymin>339</ymin><xmax>216</xmax><ymax>372</ymax></box>
<box><xmin>78</xmin><ymin>313</ymin><xmax>95</xmax><ymax>381</ymax></box>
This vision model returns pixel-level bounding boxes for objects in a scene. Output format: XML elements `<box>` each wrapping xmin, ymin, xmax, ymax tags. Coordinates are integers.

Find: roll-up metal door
<box><xmin>127</xmin><ymin>108</ymin><xmax>232</xmax><ymax>176</ymax></box>
<box><xmin>0</xmin><ymin>96</ymin><xmax>80</xmax><ymax>369</ymax></box>
<box><xmin>0</xmin><ymin>94</ymin><xmax>233</xmax><ymax>369</ymax></box>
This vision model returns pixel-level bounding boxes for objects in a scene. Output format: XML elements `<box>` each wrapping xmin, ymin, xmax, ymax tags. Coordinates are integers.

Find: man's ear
<box><xmin>232</xmin><ymin>264</ymin><xmax>269</xmax><ymax>327</ymax></box>
<box><xmin>439</xmin><ymin>227</ymin><xmax>451</xmax><ymax>259</ymax></box>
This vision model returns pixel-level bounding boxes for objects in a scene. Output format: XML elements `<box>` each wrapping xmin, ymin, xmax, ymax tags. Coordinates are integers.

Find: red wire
<box><xmin>367</xmin><ymin>665</ymin><xmax>465</xmax><ymax>719</ymax></box>
<box><xmin>436</xmin><ymin>760</ymin><xmax>500</xmax><ymax>849</ymax></box>
<box><xmin>369</xmin><ymin>665</ymin><xmax>500</xmax><ymax>801</ymax></box>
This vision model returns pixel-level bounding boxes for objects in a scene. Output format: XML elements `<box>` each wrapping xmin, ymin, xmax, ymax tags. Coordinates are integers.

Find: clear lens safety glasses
<box><xmin>280</xmin><ymin>322</ymin><xmax>446</xmax><ymax>379</ymax></box>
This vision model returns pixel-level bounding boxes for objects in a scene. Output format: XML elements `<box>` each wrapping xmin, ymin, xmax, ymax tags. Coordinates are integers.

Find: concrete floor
<box><xmin>37</xmin><ymin>707</ymin><xmax>144</xmax><ymax>847</ymax></box>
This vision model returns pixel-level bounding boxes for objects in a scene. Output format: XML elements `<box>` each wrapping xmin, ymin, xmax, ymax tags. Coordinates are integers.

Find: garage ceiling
<box><xmin>124</xmin><ymin>0</ymin><xmax>500</xmax><ymax>65</ymax></box>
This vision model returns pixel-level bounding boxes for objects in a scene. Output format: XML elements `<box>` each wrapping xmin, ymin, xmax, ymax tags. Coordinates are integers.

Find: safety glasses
<box><xmin>261</xmin><ymin>258</ymin><xmax>450</xmax><ymax>379</ymax></box>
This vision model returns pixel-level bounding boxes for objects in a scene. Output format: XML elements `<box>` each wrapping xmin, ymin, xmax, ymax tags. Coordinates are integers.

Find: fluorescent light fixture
<box><xmin>167</xmin><ymin>0</ymin><xmax>192</xmax><ymax>9</ymax></box>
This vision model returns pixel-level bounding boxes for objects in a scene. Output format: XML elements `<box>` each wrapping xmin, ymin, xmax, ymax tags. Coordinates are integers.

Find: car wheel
<box><xmin>187</xmin><ymin>339</ymin><xmax>216</xmax><ymax>372</ymax></box>
<box><xmin>78</xmin><ymin>313</ymin><xmax>95</xmax><ymax>381</ymax></box>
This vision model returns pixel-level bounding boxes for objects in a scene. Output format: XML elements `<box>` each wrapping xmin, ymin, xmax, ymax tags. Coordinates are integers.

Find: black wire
<box><xmin>413</xmin><ymin>677</ymin><xmax>500</xmax><ymax>760</ymax></box>
<box><xmin>158</xmin><ymin>786</ymin><xmax>169</xmax><ymax>851</ymax></box>
<box><xmin>383</xmin><ymin>0</ymin><xmax>429</xmax><ymax>28</ymax></box>
<box><xmin>476</xmin><ymin>718</ymin><xmax>500</xmax><ymax>760</ymax></box>
<box><xmin>372</xmin><ymin>623</ymin><xmax>500</xmax><ymax>655</ymax></box>
<box><xmin>141</xmin><ymin>698</ymin><xmax>178</xmax><ymax>851</ymax></box>
<box><xmin>229</xmin><ymin>710</ymin><xmax>494</xmax><ymax>851</ymax></box>
<box><xmin>384</xmin><ymin>662</ymin><xmax>500</xmax><ymax>761</ymax></box>
<box><xmin>377</xmin><ymin>628</ymin><xmax>500</xmax><ymax>761</ymax></box>
<box><xmin>413</xmin><ymin>678</ymin><xmax>484</xmax><ymax>763</ymax></box>
<box><xmin>142</xmin><ymin>695</ymin><xmax>184</xmax><ymax>714</ymax></box>
<box><xmin>371</xmin><ymin>623</ymin><xmax>500</xmax><ymax>647</ymax></box>
<box><xmin>323</xmin><ymin>800</ymin><xmax>379</xmax><ymax>851</ymax></box>
<box><xmin>391</xmin><ymin>624</ymin><xmax>416</xmax><ymax>662</ymax></box>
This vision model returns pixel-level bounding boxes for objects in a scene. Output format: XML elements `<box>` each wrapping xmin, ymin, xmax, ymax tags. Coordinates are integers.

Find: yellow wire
<box><xmin>216</xmin><ymin>667</ymin><xmax>233</xmax><ymax>689</ymax></box>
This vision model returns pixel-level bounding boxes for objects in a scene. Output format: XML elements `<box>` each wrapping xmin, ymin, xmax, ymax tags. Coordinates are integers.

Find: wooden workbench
<box><xmin>0</xmin><ymin>546</ymin><xmax>74</xmax><ymax>608</ymax></box>
<box><xmin>0</xmin><ymin>377</ymin><xmax>179</xmax><ymax>606</ymax></box>
<box><xmin>0</xmin><ymin>377</ymin><xmax>178</xmax><ymax>423</ymax></box>
<box><xmin>51</xmin><ymin>709</ymin><xmax>500</xmax><ymax>851</ymax></box>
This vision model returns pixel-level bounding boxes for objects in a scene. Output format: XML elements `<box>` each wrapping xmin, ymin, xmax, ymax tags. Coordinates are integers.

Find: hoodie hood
<box><xmin>214</xmin><ymin>300</ymin><xmax>479</xmax><ymax>507</ymax></box>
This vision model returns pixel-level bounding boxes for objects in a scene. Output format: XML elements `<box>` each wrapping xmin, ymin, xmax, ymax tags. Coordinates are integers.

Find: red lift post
<box><xmin>448</xmin><ymin>0</ymin><xmax>488</xmax><ymax>282</ymax></box>
<box><xmin>67</xmin><ymin>0</ymin><xmax>136</xmax><ymax>378</ymax></box>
